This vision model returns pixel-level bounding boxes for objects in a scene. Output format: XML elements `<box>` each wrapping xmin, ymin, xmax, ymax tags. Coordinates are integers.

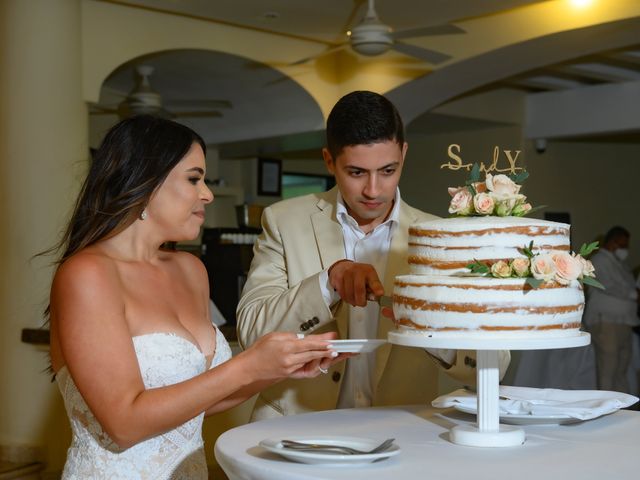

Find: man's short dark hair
<box><xmin>325</xmin><ymin>90</ymin><xmax>405</xmax><ymax>159</ymax></box>
<box><xmin>604</xmin><ymin>226</ymin><xmax>630</xmax><ymax>244</ymax></box>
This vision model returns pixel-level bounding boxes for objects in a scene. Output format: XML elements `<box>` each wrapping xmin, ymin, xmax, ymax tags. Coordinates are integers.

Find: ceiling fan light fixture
<box><xmin>118</xmin><ymin>91</ymin><xmax>164</xmax><ymax>117</ymax></box>
<box><xmin>349</xmin><ymin>23</ymin><xmax>393</xmax><ymax>56</ymax></box>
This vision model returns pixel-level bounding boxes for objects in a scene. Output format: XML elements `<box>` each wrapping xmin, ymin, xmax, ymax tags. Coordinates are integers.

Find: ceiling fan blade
<box><xmin>391</xmin><ymin>41</ymin><xmax>452</xmax><ymax>65</ymax></box>
<box><xmin>166</xmin><ymin>99</ymin><xmax>232</xmax><ymax>109</ymax></box>
<box><xmin>392</xmin><ymin>24</ymin><xmax>465</xmax><ymax>40</ymax></box>
<box><xmin>172</xmin><ymin>110</ymin><xmax>223</xmax><ymax>118</ymax></box>
<box><xmin>289</xmin><ymin>44</ymin><xmax>348</xmax><ymax>66</ymax></box>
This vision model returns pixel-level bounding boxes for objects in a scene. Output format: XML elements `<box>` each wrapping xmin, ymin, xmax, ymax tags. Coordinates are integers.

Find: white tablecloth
<box><xmin>214</xmin><ymin>405</ymin><xmax>639</xmax><ymax>480</ymax></box>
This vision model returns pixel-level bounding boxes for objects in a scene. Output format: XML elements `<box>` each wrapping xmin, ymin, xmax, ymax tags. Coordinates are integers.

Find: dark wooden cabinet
<box><xmin>201</xmin><ymin>227</ymin><xmax>261</xmax><ymax>327</ymax></box>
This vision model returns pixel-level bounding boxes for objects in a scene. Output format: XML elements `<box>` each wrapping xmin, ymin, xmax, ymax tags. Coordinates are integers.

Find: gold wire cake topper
<box><xmin>441</xmin><ymin>144</ymin><xmax>533</xmax><ymax>218</ymax></box>
<box><xmin>440</xmin><ymin>144</ymin><xmax>524</xmax><ymax>175</ymax></box>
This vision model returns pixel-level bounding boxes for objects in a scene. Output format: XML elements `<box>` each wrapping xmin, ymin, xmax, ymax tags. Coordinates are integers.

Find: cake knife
<box><xmin>367</xmin><ymin>294</ymin><xmax>393</xmax><ymax>308</ymax></box>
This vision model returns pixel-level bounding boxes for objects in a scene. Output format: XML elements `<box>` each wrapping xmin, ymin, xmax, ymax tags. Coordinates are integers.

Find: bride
<box><xmin>47</xmin><ymin>115</ymin><xmax>343</xmax><ymax>479</ymax></box>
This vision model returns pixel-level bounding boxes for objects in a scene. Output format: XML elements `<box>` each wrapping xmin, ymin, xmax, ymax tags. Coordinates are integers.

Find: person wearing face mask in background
<box><xmin>584</xmin><ymin>226</ymin><xmax>639</xmax><ymax>393</ymax></box>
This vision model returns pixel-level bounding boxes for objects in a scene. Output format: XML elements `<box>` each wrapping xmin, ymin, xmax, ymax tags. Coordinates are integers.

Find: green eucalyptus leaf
<box><xmin>525</xmin><ymin>277</ymin><xmax>544</xmax><ymax>289</ymax></box>
<box><xmin>466</xmin><ymin>184</ymin><xmax>477</xmax><ymax>197</ymax></box>
<box><xmin>518</xmin><ymin>241</ymin><xmax>535</xmax><ymax>258</ymax></box>
<box><xmin>510</xmin><ymin>170</ymin><xmax>529</xmax><ymax>184</ymax></box>
<box><xmin>579</xmin><ymin>241</ymin><xmax>600</xmax><ymax>257</ymax></box>
<box><xmin>469</xmin><ymin>163</ymin><xmax>481</xmax><ymax>183</ymax></box>
<box><xmin>466</xmin><ymin>260</ymin><xmax>490</xmax><ymax>275</ymax></box>
<box><xmin>581</xmin><ymin>276</ymin><xmax>605</xmax><ymax>290</ymax></box>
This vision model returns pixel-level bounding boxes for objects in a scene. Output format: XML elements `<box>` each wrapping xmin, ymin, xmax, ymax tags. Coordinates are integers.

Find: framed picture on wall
<box><xmin>257</xmin><ymin>158</ymin><xmax>282</xmax><ymax>196</ymax></box>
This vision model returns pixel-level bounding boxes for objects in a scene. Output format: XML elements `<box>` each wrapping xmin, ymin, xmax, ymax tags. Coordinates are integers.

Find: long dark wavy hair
<box><xmin>49</xmin><ymin>115</ymin><xmax>206</xmax><ymax>266</ymax></box>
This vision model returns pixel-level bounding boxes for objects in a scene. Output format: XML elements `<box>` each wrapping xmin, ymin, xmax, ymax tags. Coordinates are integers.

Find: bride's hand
<box><xmin>289</xmin><ymin>352</ymin><xmax>354</xmax><ymax>379</ymax></box>
<box><xmin>240</xmin><ymin>331</ymin><xmax>337</xmax><ymax>382</ymax></box>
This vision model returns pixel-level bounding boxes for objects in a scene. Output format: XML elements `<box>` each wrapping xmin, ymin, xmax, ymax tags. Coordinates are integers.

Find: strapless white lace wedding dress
<box><xmin>56</xmin><ymin>327</ymin><xmax>232</xmax><ymax>479</ymax></box>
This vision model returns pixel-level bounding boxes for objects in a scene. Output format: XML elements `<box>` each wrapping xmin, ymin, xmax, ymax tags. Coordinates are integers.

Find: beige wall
<box><xmin>0</xmin><ymin>0</ymin><xmax>86</xmax><ymax>472</ymax></box>
<box><xmin>401</xmin><ymin>128</ymin><xmax>640</xmax><ymax>267</ymax></box>
<box><xmin>2</xmin><ymin>0</ymin><xmax>639</xmax><ymax>476</ymax></box>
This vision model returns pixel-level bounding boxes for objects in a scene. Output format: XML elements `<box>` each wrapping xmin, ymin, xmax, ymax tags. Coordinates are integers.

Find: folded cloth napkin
<box><xmin>432</xmin><ymin>386</ymin><xmax>639</xmax><ymax>421</ymax></box>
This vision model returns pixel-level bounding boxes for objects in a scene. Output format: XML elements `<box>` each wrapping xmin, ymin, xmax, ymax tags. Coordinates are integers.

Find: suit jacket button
<box><xmin>331</xmin><ymin>372</ymin><xmax>341</xmax><ymax>382</ymax></box>
<box><xmin>300</xmin><ymin>323</ymin><xmax>309</xmax><ymax>331</ymax></box>
<box><xmin>464</xmin><ymin>356</ymin><xmax>476</xmax><ymax>368</ymax></box>
<box><xmin>311</xmin><ymin>316</ymin><xmax>320</xmax><ymax>325</ymax></box>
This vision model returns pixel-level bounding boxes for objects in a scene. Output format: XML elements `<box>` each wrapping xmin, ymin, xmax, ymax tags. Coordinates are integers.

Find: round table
<box><xmin>214</xmin><ymin>405</ymin><xmax>639</xmax><ymax>480</ymax></box>
<box><xmin>388</xmin><ymin>330</ymin><xmax>590</xmax><ymax>447</ymax></box>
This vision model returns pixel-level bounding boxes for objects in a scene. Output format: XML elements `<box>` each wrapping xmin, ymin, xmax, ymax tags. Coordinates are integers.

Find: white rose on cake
<box><xmin>486</xmin><ymin>174</ymin><xmax>521</xmax><ymax>197</ymax></box>
<box><xmin>448</xmin><ymin>187</ymin><xmax>474</xmax><ymax>215</ymax></box>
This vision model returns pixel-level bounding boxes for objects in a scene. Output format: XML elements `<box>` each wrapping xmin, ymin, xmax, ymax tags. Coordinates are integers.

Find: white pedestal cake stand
<box><xmin>388</xmin><ymin>330</ymin><xmax>590</xmax><ymax>448</ymax></box>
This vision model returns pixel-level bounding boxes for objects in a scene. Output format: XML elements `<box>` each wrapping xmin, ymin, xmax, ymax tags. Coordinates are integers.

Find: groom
<box><xmin>236</xmin><ymin>90</ymin><xmax>510</xmax><ymax>420</ymax></box>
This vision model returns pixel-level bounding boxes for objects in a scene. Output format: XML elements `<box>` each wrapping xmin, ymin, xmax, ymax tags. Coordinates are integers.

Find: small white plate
<box><xmin>259</xmin><ymin>436</ymin><xmax>400</xmax><ymax>465</ymax></box>
<box><xmin>453</xmin><ymin>404</ymin><xmax>581</xmax><ymax>425</ymax></box>
<box><xmin>328</xmin><ymin>339</ymin><xmax>387</xmax><ymax>353</ymax></box>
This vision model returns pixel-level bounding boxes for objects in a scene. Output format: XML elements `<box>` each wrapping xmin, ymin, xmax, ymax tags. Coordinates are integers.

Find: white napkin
<box><xmin>432</xmin><ymin>386</ymin><xmax>639</xmax><ymax>420</ymax></box>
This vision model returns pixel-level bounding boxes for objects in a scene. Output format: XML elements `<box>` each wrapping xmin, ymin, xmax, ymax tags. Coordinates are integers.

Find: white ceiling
<box><xmin>92</xmin><ymin>0</ymin><xmax>640</xmax><ymax>154</ymax></box>
<box><xmin>103</xmin><ymin>0</ymin><xmax>548</xmax><ymax>43</ymax></box>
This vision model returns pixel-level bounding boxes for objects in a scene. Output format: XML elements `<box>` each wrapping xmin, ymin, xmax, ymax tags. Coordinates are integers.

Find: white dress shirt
<box><xmin>318</xmin><ymin>190</ymin><xmax>455</xmax><ymax>408</ymax></box>
<box><xmin>318</xmin><ymin>190</ymin><xmax>400</xmax><ymax>408</ymax></box>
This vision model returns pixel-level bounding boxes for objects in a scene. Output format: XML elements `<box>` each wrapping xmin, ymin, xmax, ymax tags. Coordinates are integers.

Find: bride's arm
<box><xmin>51</xmin><ymin>254</ymin><xmax>334</xmax><ymax>450</ymax></box>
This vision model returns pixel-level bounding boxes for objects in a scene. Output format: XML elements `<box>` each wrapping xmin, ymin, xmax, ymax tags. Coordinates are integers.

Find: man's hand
<box><xmin>328</xmin><ymin>259</ymin><xmax>384</xmax><ymax>307</ymax></box>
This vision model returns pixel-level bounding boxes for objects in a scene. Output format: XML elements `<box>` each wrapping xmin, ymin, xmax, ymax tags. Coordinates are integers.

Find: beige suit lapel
<box><xmin>311</xmin><ymin>189</ymin><xmax>349</xmax><ymax>338</ymax></box>
<box><xmin>374</xmin><ymin>201</ymin><xmax>415</xmax><ymax>386</ymax></box>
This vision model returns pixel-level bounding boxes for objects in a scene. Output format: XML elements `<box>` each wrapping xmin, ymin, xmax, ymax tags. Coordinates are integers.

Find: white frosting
<box><xmin>409</xmin><ymin>216</ymin><xmax>570</xmax><ymax>275</ymax></box>
<box><xmin>395</xmin><ymin>215</ymin><xmax>586</xmax><ymax>336</ymax></box>
<box><xmin>393</xmin><ymin>274</ymin><xmax>584</xmax><ymax>336</ymax></box>
<box><xmin>412</xmin><ymin>216</ymin><xmax>568</xmax><ymax>232</ymax></box>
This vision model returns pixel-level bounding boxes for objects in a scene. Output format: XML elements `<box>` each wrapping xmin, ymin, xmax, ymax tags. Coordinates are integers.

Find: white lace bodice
<box><xmin>57</xmin><ymin>327</ymin><xmax>232</xmax><ymax>480</ymax></box>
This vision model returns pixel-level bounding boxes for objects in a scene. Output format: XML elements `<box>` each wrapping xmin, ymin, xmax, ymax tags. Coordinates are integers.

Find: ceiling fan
<box><xmin>292</xmin><ymin>0</ymin><xmax>465</xmax><ymax>65</ymax></box>
<box><xmin>90</xmin><ymin>65</ymin><xmax>232</xmax><ymax>119</ymax></box>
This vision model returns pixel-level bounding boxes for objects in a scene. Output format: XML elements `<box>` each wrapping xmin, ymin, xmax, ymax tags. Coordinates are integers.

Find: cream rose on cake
<box><xmin>490</xmin><ymin>260</ymin><xmax>512</xmax><ymax>278</ymax></box>
<box><xmin>511</xmin><ymin>257</ymin><xmax>530</xmax><ymax>277</ymax></box>
<box><xmin>530</xmin><ymin>254</ymin><xmax>557</xmax><ymax>282</ymax></box>
<box><xmin>551</xmin><ymin>251</ymin><xmax>583</xmax><ymax>285</ymax></box>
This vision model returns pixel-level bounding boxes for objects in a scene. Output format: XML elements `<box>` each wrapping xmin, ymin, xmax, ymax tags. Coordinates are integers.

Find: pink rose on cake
<box><xmin>473</xmin><ymin>193</ymin><xmax>495</xmax><ymax>215</ymax></box>
<box><xmin>465</xmin><ymin>240</ymin><xmax>603</xmax><ymax>290</ymax></box>
<box><xmin>530</xmin><ymin>254</ymin><xmax>557</xmax><ymax>282</ymax></box>
<box><xmin>447</xmin><ymin>166</ymin><xmax>536</xmax><ymax>218</ymax></box>
<box><xmin>551</xmin><ymin>251</ymin><xmax>583</xmax><ymax>285</ymax></box>
<box><xmin>448</xmin><ymin>187</ymin><xmax>473</xmax><ymax>215</ymax></box>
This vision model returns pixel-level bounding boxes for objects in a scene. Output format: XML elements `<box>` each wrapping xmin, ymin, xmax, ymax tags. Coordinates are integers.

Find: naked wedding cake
<box><xmin>393</xmin><ymin>154</ymin><xmax>599</xmax><ymax>337</ymax></box>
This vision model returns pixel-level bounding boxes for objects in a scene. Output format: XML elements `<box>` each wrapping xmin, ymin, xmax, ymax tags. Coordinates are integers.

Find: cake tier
<box><xmin>408</xmin><ymin>216</ymin><xmax>570</xmax><ymax>275</ymax></box>
<box><xmin>393</xmin><ymin>274</ymin><xmax>584</xmax><ymax>337</ymax></box>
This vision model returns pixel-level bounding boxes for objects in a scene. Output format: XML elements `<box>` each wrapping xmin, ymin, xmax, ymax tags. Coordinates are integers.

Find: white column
<box><xmin>476</xmin><ymin>350</ymin><xmax>500</xmax><ymax>432</ymax></box>
<box><xmin>0</xmin><ymin>0</ymin><xmax>86</xmax><ymax>471</ymax></box>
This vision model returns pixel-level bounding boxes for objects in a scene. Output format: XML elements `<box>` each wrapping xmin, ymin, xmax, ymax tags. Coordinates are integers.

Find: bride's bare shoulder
<box><xmin>52</xmin><ymin>248</ymin><xmax>121</xmax><ymax>295</ymax></box>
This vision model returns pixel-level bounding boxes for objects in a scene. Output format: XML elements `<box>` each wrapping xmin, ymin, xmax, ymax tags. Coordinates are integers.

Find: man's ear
<box><xmin>322</xmin><ymin>148</ymin><xmax>335</xmax><ymax>175</ymax></box>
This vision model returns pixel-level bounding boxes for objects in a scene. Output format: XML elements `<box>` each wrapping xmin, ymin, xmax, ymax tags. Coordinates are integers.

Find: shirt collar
<box><xmin>336</xmin><ymin>188</ymin><xmax>401</xmax><ymax>234</ymax></box>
